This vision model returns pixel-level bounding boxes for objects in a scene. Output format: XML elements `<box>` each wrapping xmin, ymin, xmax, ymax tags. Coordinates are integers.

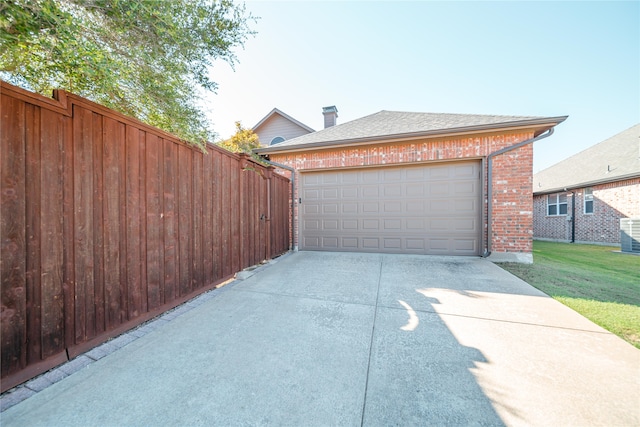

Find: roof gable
<box><xmin>255</xmin><ymin>110</ymin><xmax>567</xmax><ymax>154</ymax></box>
<box><xmin>252</xmin><ymin>108</ymin><xmax>315</xmax><ymax>134</ymax></box>
<box><xmin>533</xmin><ymin>124</ymin><xmax>640</xmax><ymax>194</ymax></box>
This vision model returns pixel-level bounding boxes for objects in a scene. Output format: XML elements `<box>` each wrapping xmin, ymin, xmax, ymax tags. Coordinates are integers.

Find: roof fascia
<box><xmin>533</xmin><ymin>172</ymin><xmax>640</xmax><ymax>195</ymax></box>
<box><xmin>256</xmin><ymin>116</ymin><xmax>568</xmax><ymax>154</ymax></box>
<box><xmin>252</xmin><ymin>108</ymin><xmax>315</xmax><ymax>133</ymax></box>
<box><xmin>252</xmin><ymin>108</ymin><xmax>279</xmax><ymax>130</ymax></box>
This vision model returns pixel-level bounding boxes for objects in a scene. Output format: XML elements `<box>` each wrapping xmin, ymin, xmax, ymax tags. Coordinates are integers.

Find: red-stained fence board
<box><xmin>0</xmin><ymin>81</ymin><xmax>291</xmax><ymax>391</ymax></box>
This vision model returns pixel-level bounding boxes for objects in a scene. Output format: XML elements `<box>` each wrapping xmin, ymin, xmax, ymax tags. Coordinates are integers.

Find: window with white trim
<box><xmin>584</xmin><ymin>187</ymin><xmax>593</xmax><ymax>214</ymax></box>
<box><xmin>270</xmin><ymin>136</ymin><xmax>285</xmax><ymax>145</ymax></box>
<box><xmin>547</xmin><ymin>193</ymin><xmax>568</xmax><ymax>216</ymax></box>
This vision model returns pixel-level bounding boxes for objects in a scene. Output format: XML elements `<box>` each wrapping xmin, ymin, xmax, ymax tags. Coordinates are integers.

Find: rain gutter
<box><xmin>484</xmin><ymin>128</ymin><xmax>555</xmax><ymax>257</ymax></box>
<box><xmin>255</xmin><ymin>116</ymin><xmax>569</xmax><ymax>155</ymax></box>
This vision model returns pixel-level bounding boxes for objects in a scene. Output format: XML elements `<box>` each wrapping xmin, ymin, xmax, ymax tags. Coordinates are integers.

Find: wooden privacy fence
<box><xmin>0</xmin><ymin>81</ymin><xmax>290</xmax><ymax>392</ymax></box>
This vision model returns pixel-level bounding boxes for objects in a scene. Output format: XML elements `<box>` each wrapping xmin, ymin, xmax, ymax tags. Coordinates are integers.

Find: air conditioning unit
<box><xmin>620</xmin><ymin>218</ymin><xmax>640</xmax><ymax>253</ymax></box>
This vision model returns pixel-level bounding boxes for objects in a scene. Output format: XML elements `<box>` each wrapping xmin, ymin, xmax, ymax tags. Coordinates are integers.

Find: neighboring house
<box><xmin>252</xmin><ymin>107</ymin><xmax>318</xmax><ymax>147</ymax></box>
<box><xmin>256</xmin><ymin>110</ymin><xmax>567</xmax><ymax>262</ymax></box>
<box><xmin>533</xmin><ymin>124</ymin><xmax>640</xmax><ymax>245</ymax></box>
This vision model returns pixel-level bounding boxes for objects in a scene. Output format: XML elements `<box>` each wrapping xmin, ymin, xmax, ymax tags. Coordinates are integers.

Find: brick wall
<box><xmin>269</xmin><ymin>130</ymin><xmax>536</xmax><ymax>255</ymax></box>
<box><xmin>490</xmin><ymin>144</ymin><xmax>534</xmax><ymax>253</ymax></box>
<box><xmin>533</xmin><ymin>194</ymin><xmax>570</xmax><ymax>240</ymax></box>
<box><xmin>533</xmin><ymin>178</ymin><xmax>640</xmax><ymax>244</ymax></box>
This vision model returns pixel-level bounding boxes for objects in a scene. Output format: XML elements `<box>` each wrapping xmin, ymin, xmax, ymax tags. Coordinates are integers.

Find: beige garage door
<box><xmin>300</xmin><ymin>161</ymin><xmax>481</xmax><ymax>255</ymax></box>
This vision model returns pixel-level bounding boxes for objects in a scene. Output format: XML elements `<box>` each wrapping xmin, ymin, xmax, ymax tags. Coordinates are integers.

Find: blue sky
<box><xmin>205</xmin><ymin>1</ymin><xmax>639</xmax><ymax>172</ymax></box>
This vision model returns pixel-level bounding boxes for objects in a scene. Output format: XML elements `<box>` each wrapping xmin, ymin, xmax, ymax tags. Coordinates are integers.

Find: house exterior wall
<box><xmin>269</xmin><ymin>130</ymin><xmax>536</xmax><ymax>257</ymax></box>
<box><xmin>255</xmin><ymin>114</ymin><xmax>312</xmax><ymax>147</ymax></box>
<box><xmin>533</xmin><ymin>178</ymin><xmax>640</xmax><ymax>244</ymax></box>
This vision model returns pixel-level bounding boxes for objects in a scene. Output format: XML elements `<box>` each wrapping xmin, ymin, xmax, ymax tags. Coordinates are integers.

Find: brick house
<box><xmin>256</xmin><ymin>110</ymin><xmax>567</xmax><ymax>262</ymax></box>
<box><xmin>533</xmin><ymin>124</ymin><xmax>640</xmax><ymax>245</ymax></box>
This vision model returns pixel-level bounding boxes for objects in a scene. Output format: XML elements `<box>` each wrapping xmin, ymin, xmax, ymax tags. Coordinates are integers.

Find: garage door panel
<box><xmin>362</xmin><ymin>186</ymin><xmax>379</xmax><ymax>197</ymax></box>
<box><xmin>362</xmin><ymin>203</ymin><xmax>379</xmax><ymax>213</ymax></box>
<box><xmin>322</xmin><ymin>204</ymin><xmax>339</xmax><ymax>214</ymax></box>
<box><xmin>303</xmin><ymin>219</ymin><xmax>320</xmax><ymax>230</ymax></box>
<box><xmin>455</xmin><ymin>164</ymin><xmax>476</xmax><ymax>177</ymax></box>
<box><xmin>406</xmin><ymin>238</ymin><xmax>425</xmax><ymax>250</ymax></box>
<box><xmin>429</xmin><ymin>200</ymin><xmax>451</xmax><ymax>212</ymax></box>
<box><xmin>342</xmin><ymin>219</ymin><xmax>358</xmax><ymax>230</ymax></box>
<box><xmin>383</xmin><ymin>169</ymin><xmax>403</xmax><ymax>181</ymax></box>
<box><xmin>362</xmin><ymin>238</ymin><xmax>380</xmax><ymax>249</ymax></box>
<box><xmin>342</xmin><ymin>237</ymin><xmax>358</xmax><ymax>249</ymax></box>
<box><xmin>406</xmin><ymin>168</ymin><xmax>426</xmax><ymax>179</ymax></box>
<box><xmin>428</xmin><ymin>165</ymin><xmax>450</xmax><ymax>179</ymax></box>
<box><xmin>406</xmin><ymin>219</ymin><xmax>425</xmax><ymax>229</ymax></box>
<box><xmin>341</xmin><ymin>187</ymin><xmax>358</xmax><ymax>198</ymax></box>
<box><xmin>323</xmin><ymin>219</ymin><xmax>339</xmax><ymax>230</ymax></box>
<box><xmin>429</xmin><ymin>239</ymin><xmax>449</xmax><ymax>251</ymax></box>
<box><xmin>453</xmin><ymin>219</ymin><xmax>476</xmax><ymax>231</ymax></box>
<box><xmin>454</xmin><ymin>199</ymin><xmax>475</xmax><ymax>212</ymax></box>
<box><xmin>304</xmin><ymin>236</ymin><xmax>320</xmax><ymax>248</ymax></box>
<box><xmin>406</xmin><ymin>183</ymin><xmax>426</xmax><ymax>196</ymax></box>
<box><xmin>301</xmin><ymin>234</ymin><xmax>478</xmax><ymax>255</ymax></box>
<box><xmin>383</xmin><ymin>184</ymin><xmax>402</xmax><ymax>197</ymax></box>
<box><xmin>322</xmin><ymin>236</ymin><xmax>339</xmax><ymax>248</ymax></box>
<box><xmin>322</xmin><ymin>188</ymin><xmax>338</xmax><ymax>199</ymax></box>
<box><xmin>362</xmin><ymin>171</ymin><xmax>379</xmax><ymax>183</ymax></box>
<box><xmin>454</xmin><ymin>239</ymin><xmax>477</xmax><ymax>252</ymax></box>
<box><xmin>303</xmin><ymin>203</ymin><xmax>320</xmax><ymax>214</ymax></box>
<box><xmin>303</xmin><ymin>174</ymin><xmax>321</xmax><ymax>185</ymax></box>
<box><xmin>300</xmin><ymin>161</ymin><xmax>481</xmax><ymax>255</ymax></box>
<box><xmin>429</xmin><ymin>219</ymin><xmax>449</xmax><ymax>231</ymax></box>
<box><xmin>304</xmin><ymin>188</ymin><xmax>320</xmax><ymax>200</ymax></box>
<box><xmin>454</xmin><ymin>181</ymin><xmax>475</xmax><ymax>195</ymax></box>
<box><xmin>406</xmin><ymin>201</ymin><xmax>424</xmax><ymax>214</ymax></box>
<box><xmin>341</xmin><ymin>173</ymin><xmax>358</xmax><ymax>184</ymax></box>
<box><xmin>362</xmin><ymin>219</ymin><xmax>380</xmax><ymax>230</ymax></box>
<box><xmin>383</xmin><ymin>202</ymin><xmax>402</xmax><ymax>213</ymax></box>
<box><xmin>384</xmin><ymin>238</ymin><xmax>402</xmax><ymax>249</ymax></box>
<box><xmin>429</xmin><ymin>182</ymin><xmax>450</xmax><ymax>195</ymax></box>
<box><xmin>322</xmin><ymin>174</ymin><xmax>339</xmax><ymax>184</ymax></box>
<box><xmin>342</xmin><ymin>203</ymin><xmax>358</xmax><ymax>213</ymax></box>
<box><xmin>384</xmin><ymin>219</ymin><xmax>402</xmax><ymax>230</ymax></box>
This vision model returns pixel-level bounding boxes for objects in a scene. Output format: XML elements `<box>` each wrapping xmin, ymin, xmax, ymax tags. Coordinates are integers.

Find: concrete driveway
<box><xmin>2</xmin><ymin>252</ymin><xmax>638</xmax><ymax>426</ymax></box>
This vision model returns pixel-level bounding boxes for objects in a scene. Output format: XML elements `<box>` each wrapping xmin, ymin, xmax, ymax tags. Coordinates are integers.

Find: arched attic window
<box><xmin>270</xmin><ymin>136</ymin><xmax>285</xmax><ymax>145</ymax></box>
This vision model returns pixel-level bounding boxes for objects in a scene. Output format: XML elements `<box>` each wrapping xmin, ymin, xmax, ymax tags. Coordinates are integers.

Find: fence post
<box><xmin>264</xmin><ymin>166</ymin><xmax>274</xmax><ymax>261</ymax></box>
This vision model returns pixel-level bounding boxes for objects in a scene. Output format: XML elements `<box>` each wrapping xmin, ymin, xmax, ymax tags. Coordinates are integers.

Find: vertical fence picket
<box><xmin>1</xmin><ymin>95</ymin><xmax>27</xmax><ymax>376</ymax></box>
<box><xmin>39</xmin><ymin>109</ymin><xmax>66</xmax><ymax>359</ymax></box>
<box><xmin>145</xmin><ymin>134</ymin><xmax>163</xmax><ymax>310</ymax></box>
<box><xmin>125</xmin><ymin>125</ymin><xmax>142</xmax><ymax>319</ymax></box>
<box><xmin>163</xmin><ymin>139</ymin><xmax>177</xmax><ymax>303</ymax></box>
<box><xmin>92</xmin><ymin>113</ymin><xmax>106</xmax><ymax>335</ymax></box>
<box><xmin>177</xmin><ymin>145</ymin><xmax>192</xmax><ymax>297</ymax></box>
<box><xmin>25</xmin><ymin>103</ymin><xmax>42</xmax><ymax>364</ymax></box>
<box><xmin>192</xmin><ymin>150</ymin><xmax>204</xmax><ymax>292</ymax></box>
<box><xmin>73</xmin><ymin>106</ymin><xmax>94</xmax><ymax>342</ymax></box>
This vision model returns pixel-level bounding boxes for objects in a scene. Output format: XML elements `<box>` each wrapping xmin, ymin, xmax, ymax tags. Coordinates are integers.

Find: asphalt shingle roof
<box><xmin>533</xmin><ymin>124</ymin><xmax>640</xmax><ymax>194</ymax></box>
<box><xmin>255</xmin><ymin>110</ymin><xmax>566</xmax><ymax>153</ymax></box>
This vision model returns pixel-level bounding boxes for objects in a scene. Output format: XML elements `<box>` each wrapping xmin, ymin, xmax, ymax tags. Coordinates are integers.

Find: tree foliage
<box><xmin>217</xmin><ymin>121</ymin><xmax>260</xmax><ymax>154</ymax></box>
<box><xmin>0</xmin><ymin>0</ymin><xmax>254</xmax><ymax>147</ymax></box>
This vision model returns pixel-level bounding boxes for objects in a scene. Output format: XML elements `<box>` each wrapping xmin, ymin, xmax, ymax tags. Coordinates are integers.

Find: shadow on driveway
<box><xmin>1</xmin><ymin>252</ymin><xmax>638</xmax><ymax>426</ymax></box>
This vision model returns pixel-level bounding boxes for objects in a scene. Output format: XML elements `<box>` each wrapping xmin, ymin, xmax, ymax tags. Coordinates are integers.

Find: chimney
<box><xmin>322</xmin><ymin>106</ymin><xmax>338</xmax><ymax>128</ymax></box>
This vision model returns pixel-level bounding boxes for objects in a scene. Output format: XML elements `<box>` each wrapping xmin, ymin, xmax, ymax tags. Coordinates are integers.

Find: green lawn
<box><xmin>497</xmin><ymin>241</ymin><xmax>640</xmax><ymax>349</ymax></box>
